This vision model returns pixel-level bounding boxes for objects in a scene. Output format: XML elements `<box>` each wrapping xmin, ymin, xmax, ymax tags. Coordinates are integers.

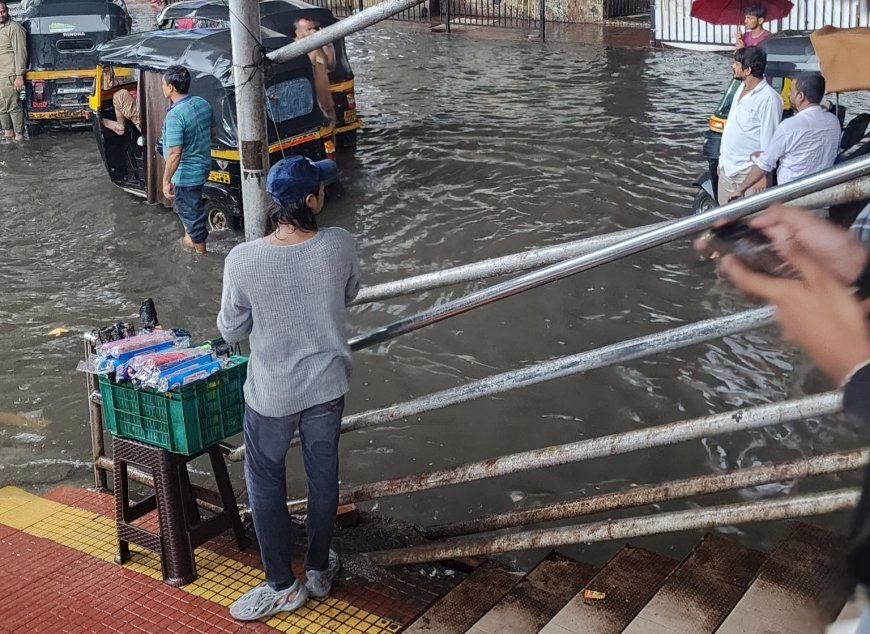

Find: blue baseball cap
<box><xmin>266</xmin><ymin>156</ymin><xmax>338</xmax><ymax>206</ymax></box>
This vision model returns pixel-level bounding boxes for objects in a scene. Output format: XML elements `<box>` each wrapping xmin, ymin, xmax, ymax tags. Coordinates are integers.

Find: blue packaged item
<box><xmin>157</xmin><ymin>359</ymin><xmax>224</xmax><ymax>392</ymax></box>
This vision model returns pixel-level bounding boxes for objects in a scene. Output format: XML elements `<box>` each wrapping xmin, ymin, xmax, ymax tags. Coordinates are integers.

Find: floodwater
<box><xmin>2</xmin><ymin>7</ymin><xmax>868</xmax><ymax>566</ymax></box>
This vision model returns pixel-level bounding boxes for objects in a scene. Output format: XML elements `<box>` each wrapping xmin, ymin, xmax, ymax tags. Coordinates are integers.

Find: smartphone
<box><xmin>702</xmin><ymin>219</ymin><xmax>798</xmax><ymax>278</ymax></box>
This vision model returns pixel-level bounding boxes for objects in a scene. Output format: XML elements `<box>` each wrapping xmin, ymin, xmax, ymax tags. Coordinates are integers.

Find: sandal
<box><xmin>230</xmin><ymin>579</ymin><xmax>310</xmax><ymax>621</ymax></box>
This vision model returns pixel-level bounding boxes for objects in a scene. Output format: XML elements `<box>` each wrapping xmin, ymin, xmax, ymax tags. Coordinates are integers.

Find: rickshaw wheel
<box><xmin>206</xmin><ymin>202</ymin><xmax>239</xmax><ymax>232</ymax></box>
<box><xmin>692</xmin><ymin>188</ymin><xmax>717</xmax><ymax>215</ymax></box>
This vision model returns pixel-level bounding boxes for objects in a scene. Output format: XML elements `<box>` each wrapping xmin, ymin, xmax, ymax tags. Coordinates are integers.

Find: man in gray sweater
<box><xmin>218</xmin><ymin>156</ymin><xmax>359</xmax><ymax>621</ymax></box>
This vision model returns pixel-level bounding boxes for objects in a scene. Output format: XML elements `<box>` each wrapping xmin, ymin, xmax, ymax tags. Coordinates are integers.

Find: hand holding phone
<box><xmin>700</xmin><ymin>219</ymin><xmax>799</xmax><ymax>279</ymax></box>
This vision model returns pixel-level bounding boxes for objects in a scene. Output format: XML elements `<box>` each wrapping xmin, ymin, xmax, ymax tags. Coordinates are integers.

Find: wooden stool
<box><xmin>112</xmin><ymin>436</ymin><xmax>250</xmax><ymax>586</ymax></box>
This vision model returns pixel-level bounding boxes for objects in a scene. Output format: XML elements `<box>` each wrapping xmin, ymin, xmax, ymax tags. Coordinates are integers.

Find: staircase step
<box><xmin>466</xmin><ymin>553</ymin><xmax>598</xmax><ymax>634</ymax></box>
<box><xmin>403</xmin><ymin>560</ymin><xmax>520</xmax><ymax>634</ymax></box>
<box><xmin>716</xmin><ymin>522</ymin><xmax>854</xmax><ymax>634</ymax></box>
<box><xmin>622</xmin><ymin>534</ymin><xmax>765</xmax><ymax>634</ymax></box>
<box><xmin>539</xmin><ymin>546</ymin><xmax>679</xmax><ymax>634</ymax></box>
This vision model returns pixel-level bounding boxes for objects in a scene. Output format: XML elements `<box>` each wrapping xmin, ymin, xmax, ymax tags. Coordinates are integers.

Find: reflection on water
<box><xmin>1</xmin><ymin>15</ymin><xmax>867</xmax><ymax>563</ymax></box>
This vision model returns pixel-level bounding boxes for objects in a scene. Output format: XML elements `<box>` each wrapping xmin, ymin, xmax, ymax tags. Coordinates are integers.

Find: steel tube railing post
<box><xmin>282</xmin><ymin>392</ymin><xmax>842</xmax><ymax>512</ymax></box>
<box><xmin>352</xmin><ymin>177</ymin><xmax>870</xmax><ymax>305</ymax></box>
<box><xmin>366</xmin><ymin>489</ymin><xmax>860</xmax><ymax>565</ymax></box>
<box><xmin>341</xmin><ymin>307</ymin><xmax>775</xmax><ymax>434</ymax></box>
<box><xmin>423</xmin><ymin>448</ymin><xmax>870</xmax><ymax>538</ymax></box>
<box><xmin>349</xmin><ymin>157</ymin><xmax>870</xmax><ymax>351</ymax></box>
<box><xmin>266</xmin><ymin>0</ymin><xmax>428</xmax><ymax>63</ymax></box>
<box><xmin>227</xmin><ymin>306</ymin><xmax>776</xmax><ymax>463</ymax></box>
<box><xmin>226</xmin><ymin>175</ymin><xmax>870</xmax><ymax>463</ymax></box>
<box><xmin>84</xmin><ymin>335</ymin><xmax>108</xmax><ymax>490</ymax></box>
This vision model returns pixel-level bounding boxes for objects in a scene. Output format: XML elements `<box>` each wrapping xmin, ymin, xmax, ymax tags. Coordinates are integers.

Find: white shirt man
<box><xmin>729</xmin><ymin>73</ymin><xmax>841</xmax><ymax>200</ymax></box>
<box><xmin>718</xmin><ymin>47</ymin><xmax>783</xmax><ymax>204</ymax></box>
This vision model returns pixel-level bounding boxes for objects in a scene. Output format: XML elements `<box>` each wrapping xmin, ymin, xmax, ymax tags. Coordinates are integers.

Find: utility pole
<box><xmin>228</xmin><ymin>0</ymin><xmax>270</xmax><ymax>240</ymax></box>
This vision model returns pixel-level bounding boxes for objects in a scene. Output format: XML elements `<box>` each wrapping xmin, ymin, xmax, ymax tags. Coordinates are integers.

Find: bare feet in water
<box><xmin>181</xmin><ymin>234</ymin><xmax>207</xmax><ymax>254</ymax></box>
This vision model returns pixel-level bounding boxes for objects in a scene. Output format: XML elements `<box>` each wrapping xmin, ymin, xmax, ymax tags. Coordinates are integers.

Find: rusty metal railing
<box><xmin>85</xmin><ymin>162</ymin><xmax>870</xmax><ymax>562</ymax></box>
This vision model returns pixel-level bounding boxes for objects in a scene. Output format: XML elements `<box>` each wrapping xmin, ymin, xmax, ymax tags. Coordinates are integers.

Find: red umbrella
<box><xmin>690</xmin><ymin>0</ymin><xmax>794</xmax><ymax>24</ymax></box>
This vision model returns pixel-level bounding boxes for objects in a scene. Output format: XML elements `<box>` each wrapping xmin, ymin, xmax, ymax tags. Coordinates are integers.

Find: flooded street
<box><xmin>2</xmin><ymin>13</ymin><xmax>868</xmax><ymax>565</ymax></box>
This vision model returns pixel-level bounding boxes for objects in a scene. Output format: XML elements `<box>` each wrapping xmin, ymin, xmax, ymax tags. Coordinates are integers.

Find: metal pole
<box><xmin>342</xmin><ymin>307</ymin><xmax>775</xmax><ymax>434</ymax></box>
<box><xmin>446</xmin><ymin>0</ymin><xmax>451</xmax><ymax>32</ymax></box>
<box><xmin>366</xmin><ymin>489</ymin><xmax>859</xmax><ymax>565</ymax></box>
<box><xmin>539</xmin><ymin>0</ymin><xmax>545</xmax><ymax>40</ymax></box>
<box><xmin>353</xmin><ymin>225</ymin><xmax>663</xmax><ymax>304</ymax></box>
<box><xmin>229</xmin><ymin>0</ymin><xmax>270</xmax><ymax>240</ymax></box>
<box><xmin>283</xmin><ymin>391</ymin><xmax>842</xmax><ymax>512</ymax></box>
<box><xmin>349</xmin><ymin>157</ymin><xmax>870</xmax><ymax>351</ymax></box>
<box><xmin>351</xmin><ymin>177</ymin><xmax>870</xmax><ymax>305</ymax></box>
<box><xmin>84</xmin><ymin>335</ymin><xmax>109</xmax><ymax>490</ymax></box>
<box><xmin>424</xmin><ymin>448</ymin><xmax>869</xmax><ymax>538</ymax></box>
<box><xmin>227</xmin><ymin>176</ymin><xmax>870</xmax><ymax>463</ymax></box>
<box><xmin>649</xmin><ymin>0</ymin><xmax>656</xmax><ymax>47</ymax></box>
<box><xmin>267</xmin><ymin>0</ymin><xmax>428</xmax><ymax>64</ymax></box>
<box><xmin>227</xmin><ymin>306</ymin><xmax>775</xmax><ymax>463</ymax></box>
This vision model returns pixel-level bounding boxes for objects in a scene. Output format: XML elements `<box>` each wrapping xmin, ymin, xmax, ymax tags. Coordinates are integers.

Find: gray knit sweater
<box><xmin>217</xmin><ymin>228</ymin><xmax>360</xmax><ymax>417</ymax></box>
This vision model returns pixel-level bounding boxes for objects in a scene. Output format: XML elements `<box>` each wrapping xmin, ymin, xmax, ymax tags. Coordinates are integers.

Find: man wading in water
<box><xmin>219</xmin><ymin>156</ymin><xmax>359</xmax><ymax>621</ymax></box>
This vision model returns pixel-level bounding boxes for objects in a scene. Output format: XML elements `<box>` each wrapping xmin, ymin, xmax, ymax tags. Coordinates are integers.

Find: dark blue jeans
<box><xmin>243</xmin><ymin>397</ymin><xmax>344</xmax><ymax>591</ymax></box>
<box><xmin>174</xmin><ymin>184</ymin><xmax>207</xmax><ymax>244</ymax></box>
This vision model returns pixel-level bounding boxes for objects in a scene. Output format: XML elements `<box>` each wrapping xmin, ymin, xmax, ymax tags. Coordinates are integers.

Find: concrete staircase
<box><xmin>402</xmin><ymin>522</ymin><xmax>854</xmax><ymax>634</ymax></box>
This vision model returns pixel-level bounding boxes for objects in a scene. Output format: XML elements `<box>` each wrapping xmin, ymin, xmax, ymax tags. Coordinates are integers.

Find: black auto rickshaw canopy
<box><xmin>22</xmin><ymin>0</ymin><xmax>131</xmax><ymax>70</ymax></box>
<box><xmin>97</xmin><ymin>28</ymin><xmax>323</xmax><ymax>147</ymax></box>
<box><xmin>158</xmin><ymin>0</ymin><xmax>338</xmax><ymax>30</ymax></box>
<box><xmin>155</xmin><ymin>0</ymin><xmax>353</xmax><ymax>77</ymax></box>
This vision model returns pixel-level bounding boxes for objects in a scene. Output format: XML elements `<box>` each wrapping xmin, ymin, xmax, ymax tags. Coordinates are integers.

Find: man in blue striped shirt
<box><xmin>161</xmin><ymin>65</ymin><xmax>215</xmax><ymax>254</ymax></box>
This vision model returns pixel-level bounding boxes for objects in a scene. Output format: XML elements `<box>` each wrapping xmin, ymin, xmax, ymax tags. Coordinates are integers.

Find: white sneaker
<box><xmin>229</xmin><ymin>579</ymin><xmax>309</xmax><ymax>621</ymax></box>
<box><xmin>306</xmin><ymin>550</ymin><xmax>341</xmax><ymax>598</ymax></box>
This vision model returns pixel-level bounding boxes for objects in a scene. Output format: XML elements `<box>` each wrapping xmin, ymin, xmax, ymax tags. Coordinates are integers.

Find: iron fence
<box><xmin>603</xmin><ymin>0</ymin><xmax>649</xmax><ymax>20</ymax></box>
<box><xmin>305</xmin><ymin>0</ymin><xmax>540</xmax><ymax>29</ymax></box>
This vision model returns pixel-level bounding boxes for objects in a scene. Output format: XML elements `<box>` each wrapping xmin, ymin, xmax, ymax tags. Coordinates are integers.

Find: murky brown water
<box><xmin>2</xmin><ymin>7</ymin><xmax>868</xmax><ymax>565</ymax></box>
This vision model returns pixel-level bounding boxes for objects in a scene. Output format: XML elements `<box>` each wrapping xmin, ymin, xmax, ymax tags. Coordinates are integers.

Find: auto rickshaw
<box><xmin>19</xmin><ymin>0</ymin><xmax>131</xmax><ymax>130</ymax></box>
<box><xmin>89</xmin><ymin>28</ymin><xmax>335</xmax><ymax>231</ymax></box>
<box><xmin>155</xmin><ymin>0</ymin><xmax>361</xmax><ymax>148</ymax></box>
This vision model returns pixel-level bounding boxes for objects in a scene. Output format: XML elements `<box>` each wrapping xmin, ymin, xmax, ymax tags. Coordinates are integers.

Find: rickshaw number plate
<box><xmin>208</xmin><ymin>170</ymin><xmax>231</xmax><ymax>184</ymax></box>
<box><xmin>343</xmin><ymin>111</ymin><xmax>357</xmax><ymax>124</ymax></box>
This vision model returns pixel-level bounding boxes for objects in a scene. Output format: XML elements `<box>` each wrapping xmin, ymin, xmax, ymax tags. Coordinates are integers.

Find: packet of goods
<box><xmin>96</xmin><ymin>331</ymin><xmax>176</xmax><ymax>358</ymax></box>
<box><xmin>155</xmin><ymin>359</ymin><xmax>225</xmax><ymax>393</ymax></box>
<box><xmin>127</xmin><ymin>348</ymin><xmax>213</xmax><ymax>377</ymax></box>
<box><xmin>134</xmin><ymin>353</ymin><xmax>217</xmax><ymax>389</ymax></box>
<box><xmin>77</xmin><ymin>332</ymin><xmax>191</xmax><ymax>376</ymax></box>
<box><xmin>582</xmin><ymin>589</ymin><xmax>606</xmax><ymax>600</ymax></box>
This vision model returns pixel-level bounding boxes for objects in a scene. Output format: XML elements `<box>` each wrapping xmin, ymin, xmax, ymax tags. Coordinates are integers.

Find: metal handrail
<box><xmin>84</xmin><ymin>166</ymin><xmax>870</xmax><ymax>559</ymax></box>
<box><xmin>366</xmin><ymin>489</ymin><xmax>860</xmax><ymax>565</ymax></box>
<box><xmin>352</xmin><ymin>176</ymin><xmax>870</xmax><ymax>305</ymax></box>
<box><xmin>227</xmin><ymin>306</ymin><xmax>775</xmax><ymax>462</ymax></box>
<box><xmin>282</xmin><ymin>391</ymin><xmax>842</xmax><ymax>512</ymax></box>
<box><xmin>350</xmin><ymin>156</ymin><xmax>870</xmax><ymax>350</ymax></box>
<box><xmin>422</xmin><ymin>448</ymin><xmax>869</xmax><ymax>538</ymax></box>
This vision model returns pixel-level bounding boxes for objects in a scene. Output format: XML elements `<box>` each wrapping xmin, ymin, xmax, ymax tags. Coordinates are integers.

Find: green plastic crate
<box><xmin>99</xmin><ymin>356</ymin><xmax>247</xmax><ymax>455</ymax></box>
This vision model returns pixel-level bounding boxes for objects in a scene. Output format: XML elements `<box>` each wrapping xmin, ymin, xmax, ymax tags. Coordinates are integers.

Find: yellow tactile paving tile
<box><xmin>0</xmin><ymin>487</ymin><xmax>402</xmax><ymax>633</ymax></box>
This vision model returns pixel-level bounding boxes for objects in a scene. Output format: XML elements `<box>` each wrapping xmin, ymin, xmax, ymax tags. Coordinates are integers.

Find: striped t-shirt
<box><xmin>162</xmin><ymin>95</ymin><xmax>215</xmax><ymax>187</ymax></box>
